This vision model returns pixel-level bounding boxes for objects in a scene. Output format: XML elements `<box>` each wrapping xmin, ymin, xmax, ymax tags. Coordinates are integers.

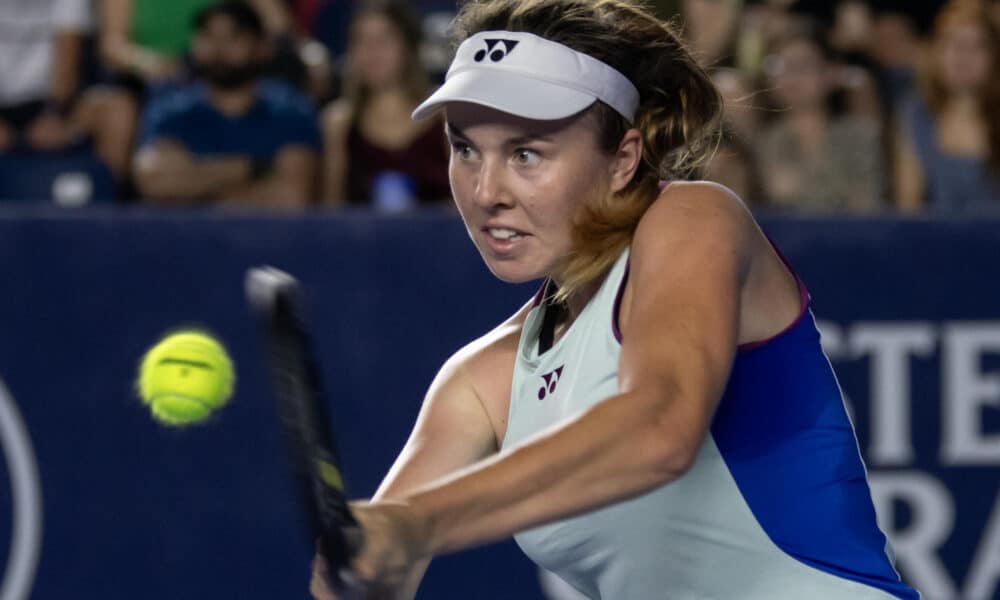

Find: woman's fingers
<box><xmin>310</xmin><ymin>554</ymin><xmax>338</xmax><ymax>599</ymax></box>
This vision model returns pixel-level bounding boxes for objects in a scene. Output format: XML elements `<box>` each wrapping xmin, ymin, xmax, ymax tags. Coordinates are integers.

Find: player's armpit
<box><xmin>343</xmin><ymin>323</ymin><xmax>519</xmax><ymax>598</ymax></box>
<box><xmin>374</xmin><ymin>331</ymin><xmax>515</xmax><ymax>503</ymax></box>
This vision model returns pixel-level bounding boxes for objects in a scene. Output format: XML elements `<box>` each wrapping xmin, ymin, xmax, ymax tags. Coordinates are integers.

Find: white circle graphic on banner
<box><xmin>0</xmin><ymin>377</ymin><xmax>42</xmax><ymax>600</ymax></box>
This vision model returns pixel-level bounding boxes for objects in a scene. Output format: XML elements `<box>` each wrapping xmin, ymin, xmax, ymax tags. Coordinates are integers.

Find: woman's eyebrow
<box><xmin>445</xmin><ymin>122</ymin><xmax>553</xmax><ymax>146</ymax></box>
<box><xmin>445</xmin><ymin>122</ymin><xmax>468</xmax><ymax>140</ymax></box>
<box><xmin>505</xmin><ymin>132</ymin><xmax>554</xmax><ymax>146</ymax></box>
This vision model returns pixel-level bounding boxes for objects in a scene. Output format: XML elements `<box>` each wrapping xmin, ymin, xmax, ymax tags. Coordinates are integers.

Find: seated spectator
<box><xmin>321</xmin><ymin>0</ymin><xmax>451</xmax><ymax>209</ymax></box>
<box><xmin>97</xmin><ymin>0</ymin><xmax>326</xmax><ymax>192</ymax></box>
<box><xmin>894</xmin><ymin>0</ymin><xmax>1000</xmax><ymax>213</ymax></box>
<box><xmin>0</xmin><ymin>0</ymin><xmax>126</xmax><ymax>176</ymax></box>
<box><xmin>132</xmin><ymin>1</ymin><xmax>320</xmax><ymax>208</ymax></box>
<box><xmin>758</xmin><ymin>25</ymin><xmax>885</xmax><ymax>213</ymax></box>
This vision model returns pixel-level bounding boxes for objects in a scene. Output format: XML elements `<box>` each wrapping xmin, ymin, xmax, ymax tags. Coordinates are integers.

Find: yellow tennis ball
<box><xmin>137</xmin><ymin>330</ymin><xmax>235</xmax><ymax>426</ymax></box>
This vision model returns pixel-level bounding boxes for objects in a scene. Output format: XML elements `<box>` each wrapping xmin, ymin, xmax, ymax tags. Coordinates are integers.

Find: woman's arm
<box><xmin>893</xmin><ymin>124</ymin><xmax>925</xmax><ymax>213</ymax></box>
<box><xmin>218</xmin><ymin>146</ymin><xmax>318</xmax><ymax>209</ymax></box>
<box><xmin>248</xmin><ymin>0</ymin><xmax>291</xmax><ymax>37</ymax></box>
<box><xmin>99</xmin><ymin>0</ymin><xmax>178</xmax><ymax>81</ymax></box>
<box><xmin>321</xmin><ymin>101</ymin><xmax>352</xmax><ymax>206</ymax></box>
<box><xmin>132</xmin><ymin>140</ymin><xmax>253</xmax><ymax>202</ymax></box>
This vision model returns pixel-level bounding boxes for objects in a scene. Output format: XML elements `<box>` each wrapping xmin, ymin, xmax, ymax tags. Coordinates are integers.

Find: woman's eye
<box><xmin>514</xmin><ymin>149</ymin><xmax>541</xmax><ymax>166</ymax></box>
<box><xmin>452</xmin><ymin>142</ymin><xmax>477</xmax><ymax>161</ymax></box>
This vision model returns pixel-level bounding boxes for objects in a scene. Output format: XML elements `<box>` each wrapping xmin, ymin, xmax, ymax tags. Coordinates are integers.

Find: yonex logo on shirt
<box><xmin>537</xmin><ymin>365</ymin><xmax>564</xmax><ymax>400</ymax></box>
<box><xmin>474</xmin><ymin>39</ymin><xmax>519</xmax><ymax>63</ymax></box>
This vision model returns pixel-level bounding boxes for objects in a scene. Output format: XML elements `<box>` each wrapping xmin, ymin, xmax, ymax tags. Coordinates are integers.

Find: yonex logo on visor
<box><xmin>412</xmin><ymin>30</ymin><xmax>640</xmax><ymax>124</ymax></box>
<box><xmin>474</xmin><ymin>39</ymin><xmax>520</xmax><ymax>63</ymax></box>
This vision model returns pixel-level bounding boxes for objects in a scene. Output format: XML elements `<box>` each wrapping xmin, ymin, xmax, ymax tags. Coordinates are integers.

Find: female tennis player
<box><xmin>312</xmin><ymin>0</ymin><xmax>920</xmax><ymax>598</ymax></box>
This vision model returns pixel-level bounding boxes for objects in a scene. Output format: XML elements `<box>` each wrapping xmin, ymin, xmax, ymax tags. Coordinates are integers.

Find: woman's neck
<box><xmin>208</xmin><ymin>83</ymin><xmax>258</xmax><ymax>117</ymax></box>
<box><xmin>552</xmin><ymin>277</ymin><xmax>604</xmax><ymax>323</ymax></box>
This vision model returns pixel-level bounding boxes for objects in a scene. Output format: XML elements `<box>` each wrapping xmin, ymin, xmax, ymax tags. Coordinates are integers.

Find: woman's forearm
<box><xmin>406</xmin><ymin>389</ymin><xmax>697</xmax><ymax>556</ymax></box>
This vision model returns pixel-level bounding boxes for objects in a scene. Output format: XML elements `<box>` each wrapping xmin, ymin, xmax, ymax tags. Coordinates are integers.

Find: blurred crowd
<box><xmin>0</xmin><ymin>0</ymin><xmax>997</xmax><ymax>214</ymax></box>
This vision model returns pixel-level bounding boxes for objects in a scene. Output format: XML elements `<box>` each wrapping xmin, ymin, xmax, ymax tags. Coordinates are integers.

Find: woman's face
<box><xmin>936</xmin><ymin>21</ymin><xmax>993</xmax><ymax>95</ymax></box>
<box><xmin>444</xmin><ymin>103</ymin><xmax>618</xmax><ymax>284</ymax></box>
<box><xmin>768</xmin><ymin>38</ymin><xmax>830</xmax><ymax>111</ymax></box>
<box><xmin>349</xmin><ymin>13</ymin><xmax>408</xmax><ymax>90</ymax></box>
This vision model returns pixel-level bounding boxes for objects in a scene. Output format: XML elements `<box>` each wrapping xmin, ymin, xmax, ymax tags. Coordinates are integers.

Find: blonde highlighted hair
<box><xmin>451</xmin><ymin>0</ymin><xmax>723</xmax><ymax>301</ymax></box>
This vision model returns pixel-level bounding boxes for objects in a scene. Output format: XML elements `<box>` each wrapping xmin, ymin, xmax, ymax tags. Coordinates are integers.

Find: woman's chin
<box><xmin>482</xmin><ymin>258</ymin><xmax>545</xmax><ymax>284</ymax></box>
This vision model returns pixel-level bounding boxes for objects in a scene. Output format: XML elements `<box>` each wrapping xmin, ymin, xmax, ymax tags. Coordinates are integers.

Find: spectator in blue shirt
<box><xmin>133</xmin><ymin>1</ymin><xmax>321</xmax><ymax>208</ymax></box>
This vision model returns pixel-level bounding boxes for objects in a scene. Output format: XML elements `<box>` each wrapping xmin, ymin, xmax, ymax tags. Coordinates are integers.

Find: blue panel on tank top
<box><xmin>710</xmin><ymin>310</ymin><xmax>919</xmax><ymax>599</ymax></box>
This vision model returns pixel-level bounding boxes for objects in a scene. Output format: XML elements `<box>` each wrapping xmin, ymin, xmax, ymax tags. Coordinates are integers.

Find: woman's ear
<box><xmin>609</xmin><ymin>128</ymin><xmax>643</xmax><ymax>193</ymax></box>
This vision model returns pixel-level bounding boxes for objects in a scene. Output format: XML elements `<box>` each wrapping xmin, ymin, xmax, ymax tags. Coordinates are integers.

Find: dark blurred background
<box><xmin>0</xmin><ymin>0</ymin><xmax>997</xmax><ymax>213</ymax></box>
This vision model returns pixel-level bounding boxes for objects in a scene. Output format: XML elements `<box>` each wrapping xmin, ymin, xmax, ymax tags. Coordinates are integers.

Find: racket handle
<box><xmin>316</xmin><ymin>482</ymin><xmax>365</xmax><ymax>592</ymax></box>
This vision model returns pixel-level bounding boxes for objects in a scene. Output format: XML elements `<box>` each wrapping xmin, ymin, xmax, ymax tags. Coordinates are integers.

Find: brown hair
<box><xmin>451</xmin><ymin>0</ymin><xmax>722</xmax><ymax>301</ymax></box>
<box><xmin>346</xmin><ymin>0</ymin><xmax>430</xmax><ymax>121</ymax></box>
<box><xmin>921</xmin><ymin>0</ymin><xmax>1000</xmax><ymax>174</ymax></box>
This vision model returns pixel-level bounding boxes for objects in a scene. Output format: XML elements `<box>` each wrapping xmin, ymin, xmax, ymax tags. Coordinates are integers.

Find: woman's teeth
<box><xmin>488</xmin><ymin>228</ymin><xmax>521</xmax><ymax>240</ymax></box>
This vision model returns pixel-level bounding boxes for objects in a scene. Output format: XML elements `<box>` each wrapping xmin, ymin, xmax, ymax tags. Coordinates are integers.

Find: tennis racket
<box><xmin>245</xmin><ymin>266</ymin><xmax>364</xmax><ymax>596</ymax></box>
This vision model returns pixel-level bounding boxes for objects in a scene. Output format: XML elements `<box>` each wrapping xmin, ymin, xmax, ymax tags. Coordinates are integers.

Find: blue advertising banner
<box><xmin>0</xmin><ymin>209</ymin><xmax>997</xmax><ymax>599</ymax></box>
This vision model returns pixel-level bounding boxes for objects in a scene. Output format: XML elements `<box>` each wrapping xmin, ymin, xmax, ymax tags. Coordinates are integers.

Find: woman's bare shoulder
<box><xmin>632</xmin><ymin>180</ymin><xmax>800</xmax><ymax>347</ymax></box>
<box><xmin>436</xmin><ymin>296</ymin><xmax>534</xmax><ymax>434</ymax></box>
<box><xmin>446</xmin><ymin>297</ymin><xmax>532</xmax><ymax>383</ymax></box>
<box><xmin>633</xmin><ymin>181</ymin><xmax>756</xmax><ymax>254</ymax></box>
<box><xmin>644</xmin><ymin>180</ymin><xmax>751</xmax><ymax>220</ymax></box>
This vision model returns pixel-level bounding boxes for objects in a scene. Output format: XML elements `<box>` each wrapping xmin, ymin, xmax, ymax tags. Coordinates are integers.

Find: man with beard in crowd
<box><xmin>133</xmin><ymin>1</ymin><xmax>320</xmax><ymax>208</ymax></box>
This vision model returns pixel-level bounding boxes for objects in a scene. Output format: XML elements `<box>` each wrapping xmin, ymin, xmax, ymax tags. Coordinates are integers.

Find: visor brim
<box><xmin>412</xmin><ymin>68</ymin><xmax>598</xmax><ymax>121</ymax></box>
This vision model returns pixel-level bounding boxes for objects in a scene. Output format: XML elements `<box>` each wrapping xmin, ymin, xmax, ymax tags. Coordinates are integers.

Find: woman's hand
<box><xmin>310</xmin><ymin>500</ymin><xmax>432</xmax><ymax>599</ymax></box>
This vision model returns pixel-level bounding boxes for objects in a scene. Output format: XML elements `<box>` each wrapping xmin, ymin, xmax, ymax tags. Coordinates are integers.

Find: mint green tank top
<box><xmin>501</xmin><ymin>248</ymin><xmax>905</xmax><ymax>599</ymax></box>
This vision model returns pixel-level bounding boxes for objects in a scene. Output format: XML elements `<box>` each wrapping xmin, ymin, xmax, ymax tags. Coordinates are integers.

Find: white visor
<box><xmin>412</xmin><ymin>30</ymin><xmax>639</xmax><ymax>123</ymax></box>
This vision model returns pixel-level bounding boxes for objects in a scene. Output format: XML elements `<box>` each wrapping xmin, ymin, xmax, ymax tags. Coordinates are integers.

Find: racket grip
<box><xmin>316</xmin><ymin>482</ymin><xmax>365</xmax><ymax>593</ymax></box>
